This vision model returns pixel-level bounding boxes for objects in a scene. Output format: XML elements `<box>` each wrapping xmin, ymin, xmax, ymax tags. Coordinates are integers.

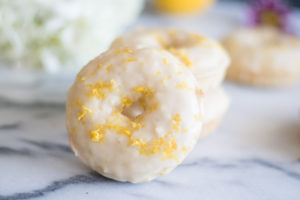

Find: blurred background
<box><xmin>0</xmin><ymin>0</ymin><xmax>299</xmax><ymax>103</ymax></box>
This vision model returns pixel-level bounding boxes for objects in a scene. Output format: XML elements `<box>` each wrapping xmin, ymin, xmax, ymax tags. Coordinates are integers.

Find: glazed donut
<box><xmin>110</xmin><ymin>29</ymin><xmax>230</xmax><ymax>91</ymax></box>
<box><xmin>201</xmin><ymin>87</ymin><xmax>230</xmax><ymax>136</ymax></box>
<box><xmin>66</xmin><ymin>48</ymin><xmax>203</xmax><ymax>183</ymax></box>
<box><xmin>223</xmin><ymin>26</ymin><xmax>300</xmax><ymax>87</ymax></box>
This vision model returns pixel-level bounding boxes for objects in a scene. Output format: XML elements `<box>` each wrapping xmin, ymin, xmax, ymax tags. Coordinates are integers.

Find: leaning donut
<box><xmin>66</xmin><ymin>48</ymin><xmax>203</xmax><ymax>183</ymax></box>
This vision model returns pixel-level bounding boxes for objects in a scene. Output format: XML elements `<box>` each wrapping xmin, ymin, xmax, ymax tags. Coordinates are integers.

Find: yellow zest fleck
<box><xmin>163</xmin><ymin>58</ymin><xmax>168</xmax><ymax>64</ymax></box>
<box><xmin>124</xmin><ymin>48</ymin><xmax>133</xmax><ymax>54</ymax></box>
<box><xmin>90</xmin><ymin>69</ymin><xmax>98</xmax><ymax>76</ymax></box>
<box><xmin>134</xmin><ymin>86</ymin><xmax>154</xmax><ymax>97</ymax></box>
<box><xmin>162</xmin><ymin>138</ymin><xmax>177</xmax><ymax>160</ymax></box>
<box><xmin>121</xmin><ymin>95</ymin><xmax>133</xmax><ymax>107</ymax></box>
<box><xmin>131</xmin><ymin>134</ymin><xmax>178</xmax><ymax>160</ymax></box>
<box><xmin>149</xmin><ymin>101</ymin><xmax>159</xmax><ymax>111</ymax></box>
<box><xmin>89</xmin><ymin>111</ymin><xmax>143</xmax><ymax>143</ymax></box>
<box><xmin>131</xmin><ymin>138</ymin><xmax>145</xmax><ymax>147</ymax></box>
<box><xmin>86</xmin><ymin>80</ymin><xmax>118</xmax><ymax>99</ymax></box>
<box><xmin>176</xmin><ymin>81</ymin><xmax>188</xmax><ymax>88</ymax></box>
<box><xmin>131</xmin><ymin>122</ymin><xmax>142</xmax><ymax>130</ymax></box>
<box><xmin>122</xmin><ymin>58</ymin><xmax>138</xmax><ymax>62</ymax></box>
<box><xmin>177</xmin><ymin>70</ymin><xmax>183</xmax><ymax>75</ymax></box>
<box><xmin>77</xmin><ymin>74</ymin><xmax>87</xmax><ymax>82</ymax></box>
<box><xmin>110</xmin><ymin>125</ymin><xmax>132</xmax><ymax>136</ymax></box>
<box><xmin>97</xmin><ymin>63</ymin><xmax>103</xmax><ymax>69</ymax></box>
<box><xmin>105</xmin><ymin>64</ymin><xmax>112</xmax><ymax>72</ymax></box>
<box><xmin>123</xmin><ymin>67</ymin><xmax>128</xmax><ymax>72</ymax></box>
<box><xmin>176</xmin><ymin>81</ymin><xmax>193</xmax><ymax>90</ymax></box>
<box><xmin>75</xmin><ymin>100</ymin><xmax>93</xmax><ymax>123</ymax></box>
<box><xmin>113</xmin><ymin>115</ymin><xmax>177</xmax><ymax>160</ymax></box>
<box><xmin>114</xmin><ymin>48</ymin><xmax>123</xmax><ymax>55</ymax></box>
<box><xmin>182</xmin><ymin>146</ymin><xmax>188</xmax><ymax>151</ymax></box>
<box><xmin>135</xmin><ymin>114</ymin><xmax>144</xmax><ymax>123</ymax></box>
<box><xmin>168</xmin><ymin>48</ymin><xmax>192</xmax><ymax>67</ymax></box>
<box><xmin>172</xmin><ymin>114</ymin><xmax>181</xmax><ymax>132</ymax></box>
<box><xmin>105</xmin><ymin>119</ymin><xmax>132</xmax><ymax>137</ymax></box>
<box><xmin>89</xmin><ymin>125</ymin><xmax>106</xmax><ymax>142</ymax></box>
<box><xmin>77</xmin><ymin>105</ymin><xmax>93</xmax><ymax>121</ymax></box>
<box><xmin>111</xmin><ymin>110</ymin><xmax>122</xmax><ymax>119</ymax></box>
<box><xmin>155</xmin><ymin>71</ymin><xmax>162</xmax><ymax>75</ymax></box>
<box><xmin>115</xmin><ymin>48</ymin><xmax>133</xmax><ymax>55</ymax></box>
<box><xmin>161</xmin><ymin>76</ymin><xmax>171</xmax><ymax>83</ymax></box>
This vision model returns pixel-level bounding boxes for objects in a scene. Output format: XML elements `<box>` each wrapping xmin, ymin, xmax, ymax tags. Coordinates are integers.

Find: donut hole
<box><xmin>121</xmin><ymin>97</ymin><xmax>145</xmax><ymax>121</ymax></box>
<box><xmin>165</xmin><ymin>41</ymin><xmax>185</xmax><ymax>49</ymax></box>
<box><xmin>163</xmin><ymin>33</ymin><xmax>200</xmax><ymax>49</ymax></box>
<box><xmin>163</xmin><ymin>38</ymin><xmax>190</xmax><ymax>49</ymax></box>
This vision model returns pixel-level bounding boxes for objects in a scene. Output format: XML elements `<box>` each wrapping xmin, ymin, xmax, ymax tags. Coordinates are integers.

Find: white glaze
<box><xmin>66</xmin><ymin>48</ymin><xmax>203</xmax><ymax>183</ymax></box>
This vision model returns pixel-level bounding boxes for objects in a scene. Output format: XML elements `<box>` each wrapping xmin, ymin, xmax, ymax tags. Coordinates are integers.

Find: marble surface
<box><xmin>1</xmin><ymin>2</ymin><xmax>300</xmax><ymax>200</ymax></box>
<box><xmin>0</xmin><ymin>83</ymin><xmax>300</xmax><ymax>200</ymax></box>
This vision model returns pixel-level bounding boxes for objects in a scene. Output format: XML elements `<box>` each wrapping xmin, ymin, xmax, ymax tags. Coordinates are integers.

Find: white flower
<box><xmin>0</xmin><ymin>0</ymin><xmax>144</xmax><ymax>73</ymax></box>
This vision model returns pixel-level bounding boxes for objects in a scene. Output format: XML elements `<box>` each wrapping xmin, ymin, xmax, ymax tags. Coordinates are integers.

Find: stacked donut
<box><xmin>66</xmin><ymin>29</ymin><xmax>230</xmax><ymax>183</ymax></box>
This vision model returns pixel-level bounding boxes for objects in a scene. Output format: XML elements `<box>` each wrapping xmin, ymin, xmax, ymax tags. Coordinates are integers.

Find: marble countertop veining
<box><xmin>0</xmin><ymin>83</ymin><xmax>300</xmax><ymax>200</ymax></box>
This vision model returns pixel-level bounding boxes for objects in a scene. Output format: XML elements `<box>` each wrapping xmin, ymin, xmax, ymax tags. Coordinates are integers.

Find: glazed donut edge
<box><xmin>66</xmin><ymin>47</ymin><xmax>204</xmax><ymax>183</ymax></box>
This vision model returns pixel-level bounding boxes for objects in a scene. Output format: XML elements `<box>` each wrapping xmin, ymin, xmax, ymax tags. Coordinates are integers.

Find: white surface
<box><xmin>0</xmin><ymin>83</ymin><xmax>299</xmax><ymax>200</ymax></box>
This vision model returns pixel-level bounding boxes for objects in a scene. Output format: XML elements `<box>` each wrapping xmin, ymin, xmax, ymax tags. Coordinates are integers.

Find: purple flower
<box><xmin>248</xmin><ymin>0</ymin><xmax>290</xmax><ymax>31</ymax></box>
